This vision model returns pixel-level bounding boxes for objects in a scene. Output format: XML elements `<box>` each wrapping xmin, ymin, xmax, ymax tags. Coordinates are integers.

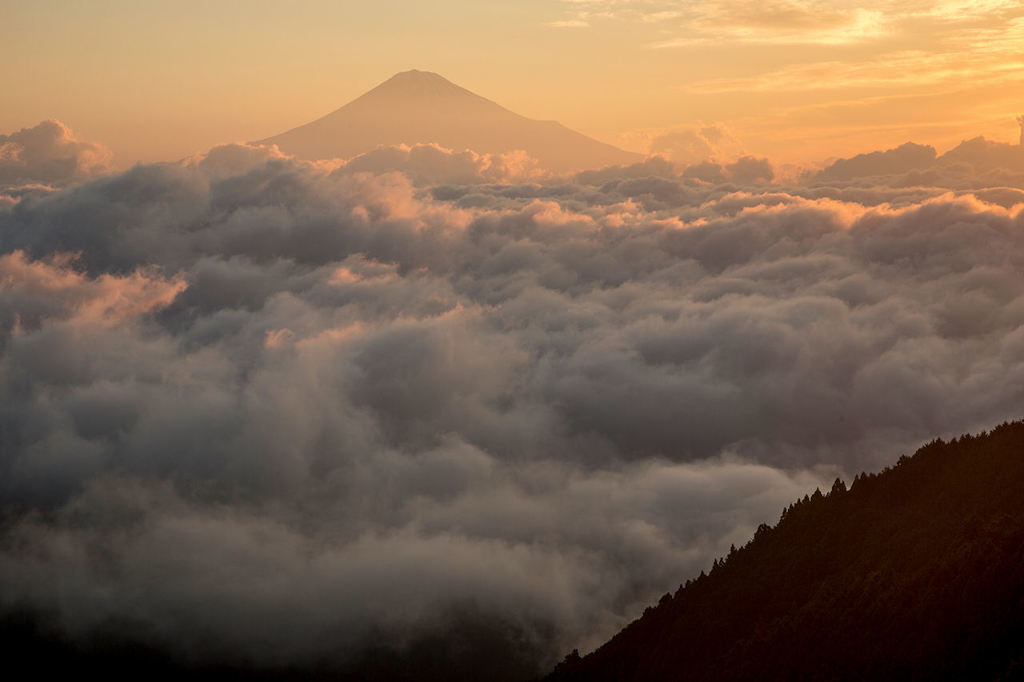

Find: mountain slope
<box><xmin>548</xmin><ymin>421</ymin><xmax>1024</xmax><ymax>681</ymax></box>
<box><xmin>257</xmin><ymin>70</ymin><xmax>641</xmax><ymax>172</ymax></box>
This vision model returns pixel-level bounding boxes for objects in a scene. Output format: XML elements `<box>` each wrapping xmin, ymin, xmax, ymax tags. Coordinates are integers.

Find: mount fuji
<box><xmin>258</xmin><ymin>70</ymin><xmax>641</xmax><ymax>172</ymax></box>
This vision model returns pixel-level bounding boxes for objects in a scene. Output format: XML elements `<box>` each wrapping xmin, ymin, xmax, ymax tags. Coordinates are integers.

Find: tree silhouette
<box><xmin>548</xmin><ymin>420</ymin><xmax>1024</xmax><ymax>682</ymax></box>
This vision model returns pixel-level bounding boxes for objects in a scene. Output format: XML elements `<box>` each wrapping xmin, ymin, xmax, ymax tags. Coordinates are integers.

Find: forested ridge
<box><xmin>548</xmin><ymin>421</ymin><xmax>1024</xmax><ymax>681</ymax></box>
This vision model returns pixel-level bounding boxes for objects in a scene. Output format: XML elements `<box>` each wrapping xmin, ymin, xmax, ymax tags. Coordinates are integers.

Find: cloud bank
<box><xmin>2</xmin><ymin>127</ymin><xmax>1024</xmax><ymax>678</ymax></box>
<box><xmin>813</xmin><ymin>137</ymin><xmax>1024</xmax><ymax>188</ymax></box>
<box><xmin>0</xmin><ymin>120</ymin><xmax>112</xmax><ymax>197</ymax></box>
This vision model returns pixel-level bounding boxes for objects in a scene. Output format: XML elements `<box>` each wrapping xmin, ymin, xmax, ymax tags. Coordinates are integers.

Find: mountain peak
<box><xmin>385</xmin><ymin>69</ymin><xmax>454</xmax><ymax>85</ymax></box>
<box><xmin>258</xmin><ymin>71</ymin><xmax>642</xmax><ymax>172</ymax></box>
<box><xmin>366</xmin><ymin>70</ymin><xmax>476</xmax><ymax>100</ymax></box>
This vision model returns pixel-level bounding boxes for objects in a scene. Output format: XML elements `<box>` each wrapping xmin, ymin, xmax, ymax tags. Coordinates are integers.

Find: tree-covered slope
<box><xmin>549</xmin><ymin>421</ymin><xmax>1024</xmax><ymax>681</ymax></box>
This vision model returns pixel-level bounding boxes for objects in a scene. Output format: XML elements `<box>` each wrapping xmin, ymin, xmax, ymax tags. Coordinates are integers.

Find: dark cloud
<box><xmin>815</xmin><ymin>142</ymin><xmax>937</xmax><ymax>182</ymax></box>
<box><xmin>574</xmin><ymin>156</ymin><xmax>677</xmax><ymax>185</ymax></box>
<box><xmin>682</xmin><ymin>159</ymin><xmax>729</xmax><ymax>184</ymax></box>
<box><xmin>940</xmin><ymin>136</ymin><xmax>1024</xmax><ymax>170</ymax></box>
<box><xmin>812</xmin><ymin>137</ymin><xmax>1024</xmax><ymax>189</ymax></box>
<box><xmin>726</xmin><ymin>155</ymin><xmax>774</xmax><ymax>184</ymax></box>
<box><xmin>1</xmin><ymin>129</ymin><xmax>1024</xmax><ymax>678</ymax></box>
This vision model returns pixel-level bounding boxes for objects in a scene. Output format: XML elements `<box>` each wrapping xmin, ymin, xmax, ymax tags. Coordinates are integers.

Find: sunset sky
<box><xmin>5</xmin><ymin>0</ymin><xmax>1023</xmax><ymax>166</ymax></box>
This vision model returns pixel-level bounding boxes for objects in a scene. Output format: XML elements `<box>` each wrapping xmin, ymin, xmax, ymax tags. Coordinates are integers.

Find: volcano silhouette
<box><xmin>258</xmin><ymin>70</ymin><xmax>641</xmax><ymax>172</ymax></box>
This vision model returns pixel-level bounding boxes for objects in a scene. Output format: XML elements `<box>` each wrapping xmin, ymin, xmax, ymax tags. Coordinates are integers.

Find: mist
<box><xmin>2</xmin><ymin>125</ymin><xmax>1024</xmax><ymax>678</ymax></box>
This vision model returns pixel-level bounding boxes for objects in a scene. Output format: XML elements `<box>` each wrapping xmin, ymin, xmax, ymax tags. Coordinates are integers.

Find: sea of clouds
<box><xmin>1</xmin><ymin>120</ymin><xmax>1023</xmax><ymax>678</ymax></box>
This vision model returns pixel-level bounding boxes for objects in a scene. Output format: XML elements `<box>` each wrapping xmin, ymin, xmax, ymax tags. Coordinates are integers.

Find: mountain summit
<box><xmin>258</xmin><ymin>70</ymin><xmax>641</xmax><ymax>172</ymax></box>
<box><xmin>358</xmin><ymin>69</ymin><xmax>479</xmax><ymax>100</ymax></box>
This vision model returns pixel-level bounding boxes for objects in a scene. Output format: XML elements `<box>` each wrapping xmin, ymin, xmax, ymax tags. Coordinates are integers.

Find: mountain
<box><xmin>257</xmin><ymin>70</ymin><xmax>641</xmax><ymax>172</ymax></box>
<box><xmin>548</xmin><ymin>421</ymin><xmax>1024</xmax><ymax>682</ymax></box>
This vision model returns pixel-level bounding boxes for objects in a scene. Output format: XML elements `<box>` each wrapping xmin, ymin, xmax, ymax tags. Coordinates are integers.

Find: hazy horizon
<box><xmin>5</xmin><ymin>1</ymin><xmax>1024</xmax><ymax>167</ymax></box>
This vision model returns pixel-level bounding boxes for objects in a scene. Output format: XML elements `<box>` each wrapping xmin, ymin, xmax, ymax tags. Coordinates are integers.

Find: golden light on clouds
<box><xmin>556</xmin><ymin>0</ymin><xmax>1024</xmax><ymax>160</ymax></box>
<box><xmin>4</xmin><ymin>0</ymin><xmax>1023</xmax><ymax>166</ymax></box>
<box><xmin>5</xmin><ymin>6</ymin><xmax>1024</xmax><ymax>679</ymax></box>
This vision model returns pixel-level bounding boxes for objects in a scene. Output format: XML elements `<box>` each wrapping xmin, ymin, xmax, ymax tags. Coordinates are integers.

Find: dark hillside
<box><xmin>549</xmin><ymin>421</ymin><xmax>1024</xmax><ymax>681</ymax></box>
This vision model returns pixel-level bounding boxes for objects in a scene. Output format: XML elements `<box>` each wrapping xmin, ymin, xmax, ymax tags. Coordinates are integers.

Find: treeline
<box><xmin>549</xmin><ymin>421</ymin><xmax>1024</xmax><ymax>681</ymax></box>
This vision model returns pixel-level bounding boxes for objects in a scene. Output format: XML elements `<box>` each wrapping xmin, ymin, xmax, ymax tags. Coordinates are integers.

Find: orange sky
<box><xmin>4</xmin><ymin>0</ymin><xmax>1023</xmax><ymax>167</ymax></box>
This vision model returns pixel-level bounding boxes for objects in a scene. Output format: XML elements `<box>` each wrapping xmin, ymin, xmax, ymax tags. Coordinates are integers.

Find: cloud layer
<box><xmin>813</xmin><ymin>137</ymin><xmax>1024</xmax><ymax>187</ymax></box>
<box><xmin>2</xmin><ymin>130</ymin><xmax>1024</xmax><ymax>677</ymax></box>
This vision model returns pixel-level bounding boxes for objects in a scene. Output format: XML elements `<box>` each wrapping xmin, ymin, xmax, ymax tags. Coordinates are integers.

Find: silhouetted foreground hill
<box><xmin>549</xmin><ymin>421</ymin><xmax>1024</xmax><ymax>682</ymax></box>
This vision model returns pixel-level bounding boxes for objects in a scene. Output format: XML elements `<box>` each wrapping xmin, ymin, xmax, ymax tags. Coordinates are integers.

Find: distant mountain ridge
<box><xmin>258</xmin><ymin>70</ymin><xmax>641</xmax><ymax>172</ymax></box>
<box><xmin>548</xmin><ymin>421</ymin><xmax>1024</xmax><ymax>681</ymax></box>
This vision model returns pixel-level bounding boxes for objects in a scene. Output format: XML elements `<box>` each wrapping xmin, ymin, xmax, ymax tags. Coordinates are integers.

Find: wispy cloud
<box><xmin>550</xmin><ymin>0</ymin><xmax>690</xmax><ymax>28</ymax></box>
<box><xmin>682</xmin><ymin>14</ymin><xmax>1024</xmax><ymax>93</ymax></box>
<box><xmin>548</xmin><ymin>18</ymin><xmax>591</xmax><ymax>28</ymax></box>
<box><xmin>551</xmin><ymin>0</ymin><xmax>1024</xmax><ymax>49</ymax></box>
<box><xmin>665</xmin><ymin>2</ymin><xmax>891</xmax><ymax>46</ymax></box>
